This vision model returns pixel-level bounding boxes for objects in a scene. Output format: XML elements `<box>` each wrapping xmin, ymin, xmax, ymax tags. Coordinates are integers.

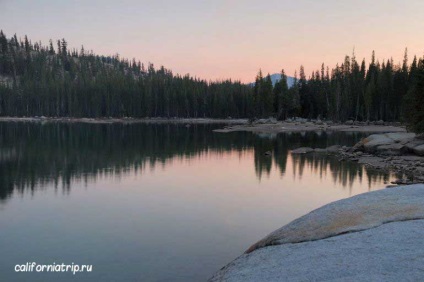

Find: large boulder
<box><xmin>210</xmin><ymin>220</ymin><xmax>424</xmax><ymax>282</ymax></box>
<box><xmin>413</xmin><ymin>144</ymin><xmax>424</xmax><ymax>156</ymax></box>
<box><xmin>210</xmin><ymin>185</ymin><xmax>424</xmax><ymax>282</ymax></box>
<box><xmin>385</xmin><ymin>132</ymin><xmax>415</xmax><ymax>143</ymax></box>
<box><xmin>351</xmin><ymin>133</ymin><xmax>418</xmax><ymax>154</ymax></box>
<box><xmin>404</xmin><ymin>140</ymin><xmax>424</xmax><ymax>153</ymax></box>
<box><xmin>363</xmin><ymin>134</ymin><xmax>395</xmax><ymax>152</ymax></box>
<box><xmin>376</xmin><ymin>144</ymin><xmax>404</xmax><ymax>155</ymax></box>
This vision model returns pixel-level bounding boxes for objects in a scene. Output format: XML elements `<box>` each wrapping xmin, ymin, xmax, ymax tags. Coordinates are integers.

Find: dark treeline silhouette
<box><xmin>0</xmin><ymin>122</ymin><xmax>391</xmax><ymax>202</ymax></box>
<box><xmin>0</xmin><ymin>31</ymin><xmax>252</xmax><ymax>118</ymax></box>
<box><xmin>263</xmin><ymin>50</ymin><xmax>424</xmax><ymax>132</ymax></box>
<box><xmin>1</xmin><ymin>32</ymin><xmax>423</xmax><ymax>131</ymax></box>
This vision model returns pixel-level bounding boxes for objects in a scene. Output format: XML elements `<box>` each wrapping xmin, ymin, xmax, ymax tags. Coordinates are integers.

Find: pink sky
<box><xmin>2</xmin><ymin>0</ymin><xmax>424</xmax><ymax>82</ymax></box>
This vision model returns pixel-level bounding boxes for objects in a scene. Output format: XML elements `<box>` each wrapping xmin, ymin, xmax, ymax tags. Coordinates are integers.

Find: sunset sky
<box><xmin>2</xmin><ymin>0</ymin><xmax>423</xmax><ymax>82</ymax></box>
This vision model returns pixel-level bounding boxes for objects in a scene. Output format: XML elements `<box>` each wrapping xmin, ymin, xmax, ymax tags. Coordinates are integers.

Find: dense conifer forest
<box><xmin>0</xmin><ymin>31</ymin><xmax>423</xmax><ymax>131</ymax></box>
<box><xmin>0</xmin><ymin>31</ymin><xmax>252</xmax><ymax>118</ymax></box>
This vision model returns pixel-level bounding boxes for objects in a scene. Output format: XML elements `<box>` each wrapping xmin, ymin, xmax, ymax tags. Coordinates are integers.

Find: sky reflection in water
<box><xmin>0</xmin><ymin>122</ymin><xmax>394</xmax><ymax>281</ymax></box>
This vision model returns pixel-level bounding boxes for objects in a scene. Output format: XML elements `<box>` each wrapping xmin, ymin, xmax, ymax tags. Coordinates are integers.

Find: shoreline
<box><xmin>0</xmin><ymin>116</ymin><xmax>249</xmax><ymax>125</ymax></box>
<box><xmin>209</xmin><ymin>185</ymin><xmax>424</xmax><ymax>281</ymax></box>
<box><xmin>214</xmin><ymin>120</ymin><xmax>406</xmax><ymax>133</ymax></box>
<box><xmin>0</xmin><ymin>117</ymin><xmax>407</xmax><ymax>134</ymax></box>
<box><xmin>289</xmin><ymin>132</ymin><xmax>424</xmax><ymax>185</ymax></box>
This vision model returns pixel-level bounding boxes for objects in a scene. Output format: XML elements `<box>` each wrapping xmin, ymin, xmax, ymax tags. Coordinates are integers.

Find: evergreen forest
<box><xmin>1</xmin><ymin>31</ymin><xmax>423</xmax><ymax>132</ymax></box>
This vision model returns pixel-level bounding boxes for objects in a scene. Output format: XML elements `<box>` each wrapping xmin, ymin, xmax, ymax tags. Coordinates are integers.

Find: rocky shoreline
<box><xmin>214</xmin><ymin>118</ymin><xmax>406</xmax><ymax>133</ymax></box>
<box><xmin>215</xmin><ymin>119</ymin><xmax>422</xmax><ymax>184</ymax></box>
<box><xmin>210</xmin><ymin>184</ymin><xmax>424</xmax><ymax>281</ymax></box>
<box><xmin>291</xmin><ymin>132</ymin><xmax>424</xmax><ymax>184</ymax></box>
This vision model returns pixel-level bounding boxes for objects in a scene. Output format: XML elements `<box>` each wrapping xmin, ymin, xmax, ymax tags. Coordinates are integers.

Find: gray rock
<box><xmin>210</xmin><ymin>220</ymin><xmax>424</xmax><ymax>282</ymax></box>
<box><xmin>391</xmin><ymin>179</ymin><xmax>413</xmax><ymax>185</ymax></box>
<box><xmin>345</xmin><ymin>120</ymin><xmax>354</xmax><ymax>125</ymax></box>
<box><xmin>403</xmin><ymin>140</ymin><xmax>424</xmax><ymax>152</ymax></box>
<box><xmin>375</xmin><ymin>120</ymin><xmax>385</xmax><ymax>125</ymax></box>
<box><xmin>376</xmin><ymin>143</ymin><xmax>404</xmax><ymax>155</ymax></box>
<box><xmin>351</xmin><ymin>133</ymin><xmax>417</xmax><ymax>153</ymax></box>
<box><xmin>313</xmin><ymin>148</ymin><xmax>327</xmax><ymax>153</ymax></box>
<box><xmin>396</xmin><ymin>156</ymin><xmax>424</xmax><ymax>162</ymax></box>
<box><xmin>291</xmin><ymin>147</ymin><xmax>314</xmax><ymax>154</ymax></box>
<box><xmin>413</xmin><ymin>144</ymin><xmax>424</xmax><ymax>156</ymax></box>
<box><xmin>326</xmin><ymin>145</ymin><xmax>342</xmax><ymax>153</ymax></box>
<box><xmin>210</xmin><ymin>185</ymin><xmax>424</xmax><ymax>282</ymax></box>
<box><xmin>357</xmin><ymin>156</ymin><xmax>388</xmax><ymax>169</ymax></box>
<box><xmin>245</xmin><ymin>184</ymin><xmax>424</xmax><ymax>253</ymax></box>
<box><xmin>363</xmin><ymin>134</ymin><xmax>395</xmax><ymax>152</ymax></box>
<box><xmin>254</xmin><ymin>119</ymin><xmax>268</xmax><ymax>124</ymax></box>
<box><xmin>385</xmin><ymin>132</ymin><xmax>415</xmax><ymax>143</ymax></box>
<box><xmin>267</xmin><ymin>117</ymin><xmax>278</xmax><ymax>124</ymax></box>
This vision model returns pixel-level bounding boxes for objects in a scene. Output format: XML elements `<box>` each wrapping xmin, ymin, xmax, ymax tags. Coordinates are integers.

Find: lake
<box><xmin>0</xmin><ymin>122</ymin><xmax>395</xmax><ymax>281</ymax></box>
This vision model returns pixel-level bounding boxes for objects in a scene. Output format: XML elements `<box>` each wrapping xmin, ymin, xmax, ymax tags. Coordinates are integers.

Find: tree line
<box><xmin>251</xmin><ymin>49</ymin><xmax>424</xmax><ymax>132</ymax></box>
<box><xmin>0</xmin><ymin>32</ymin><xmax>423</xmax><ymax>132</ymax></box>
<box><xmin>0</xmin><ymin>31</ymin><xmax>252</xmax><ymax>118</ymax></box>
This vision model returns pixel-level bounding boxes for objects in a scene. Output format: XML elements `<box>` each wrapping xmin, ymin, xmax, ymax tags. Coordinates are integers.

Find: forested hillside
<box><xmin>0</xmin><ymin>31</ymin><xmax>252</xmax><ymax>118</ymax></box>
<box><xmin>0</xmin><ymin>31</ymin><xmax>423</xmax><ymax>131</ymax></box>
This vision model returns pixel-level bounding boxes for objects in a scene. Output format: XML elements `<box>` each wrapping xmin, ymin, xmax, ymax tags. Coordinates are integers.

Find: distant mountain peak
<box><xmin>249</xmin><ymin>73</ymin><xmax>295</xmax><ymax>88</ymax></box>
<box><xmin>268</xmin><ymin>73</ymin><xmax>295</xmax><ymax>87</ymax></box>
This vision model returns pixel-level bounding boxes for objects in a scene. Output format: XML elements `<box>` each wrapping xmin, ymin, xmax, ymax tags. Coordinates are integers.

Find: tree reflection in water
<box><xmin>0</xmin><ymin>122</ymin><xmax>393</xmax><ymax>202</ymax></box>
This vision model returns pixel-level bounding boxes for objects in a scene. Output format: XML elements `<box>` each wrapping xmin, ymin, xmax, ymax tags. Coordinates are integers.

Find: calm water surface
<box><xmin>0</xmin><ymin>122</ymin><xmax>395</xmax><ymax>281</ymax></box>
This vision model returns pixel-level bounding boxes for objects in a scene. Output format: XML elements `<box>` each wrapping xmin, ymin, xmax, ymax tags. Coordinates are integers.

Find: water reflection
<box><xmin>0</xmin><ymin>122</ymin><xmax>392</xmax><ymax>202</ymax></box>
<box><xmin>290</xmin><ymin>154</ymin><xmax>391</xmax><ymax>191</ymax></box>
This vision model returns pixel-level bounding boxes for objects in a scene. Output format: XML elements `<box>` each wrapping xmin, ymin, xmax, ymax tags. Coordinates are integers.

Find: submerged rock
<box><xmin>210</xmin><ymin>185</ymin><xmax>424</xmax><ymax>282</ymax></box>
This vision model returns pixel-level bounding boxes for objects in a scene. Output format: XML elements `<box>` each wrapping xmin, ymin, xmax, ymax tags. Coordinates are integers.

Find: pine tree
<box><xmin>403</xmin><ymin>58</ymin><xmax>424</xmax><ymax>132</ymax></box>
<box><xmin>49</xmin><ymin>39</ymin><xmax>55</xmax><ymax>54</ymax></box>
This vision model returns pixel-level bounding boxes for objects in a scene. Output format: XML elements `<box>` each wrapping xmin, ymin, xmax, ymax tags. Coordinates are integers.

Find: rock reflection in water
<box><xmin>0</xmin><ymin>122</ymin><xmax>392</xmax><ymax>202</ymax></box>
